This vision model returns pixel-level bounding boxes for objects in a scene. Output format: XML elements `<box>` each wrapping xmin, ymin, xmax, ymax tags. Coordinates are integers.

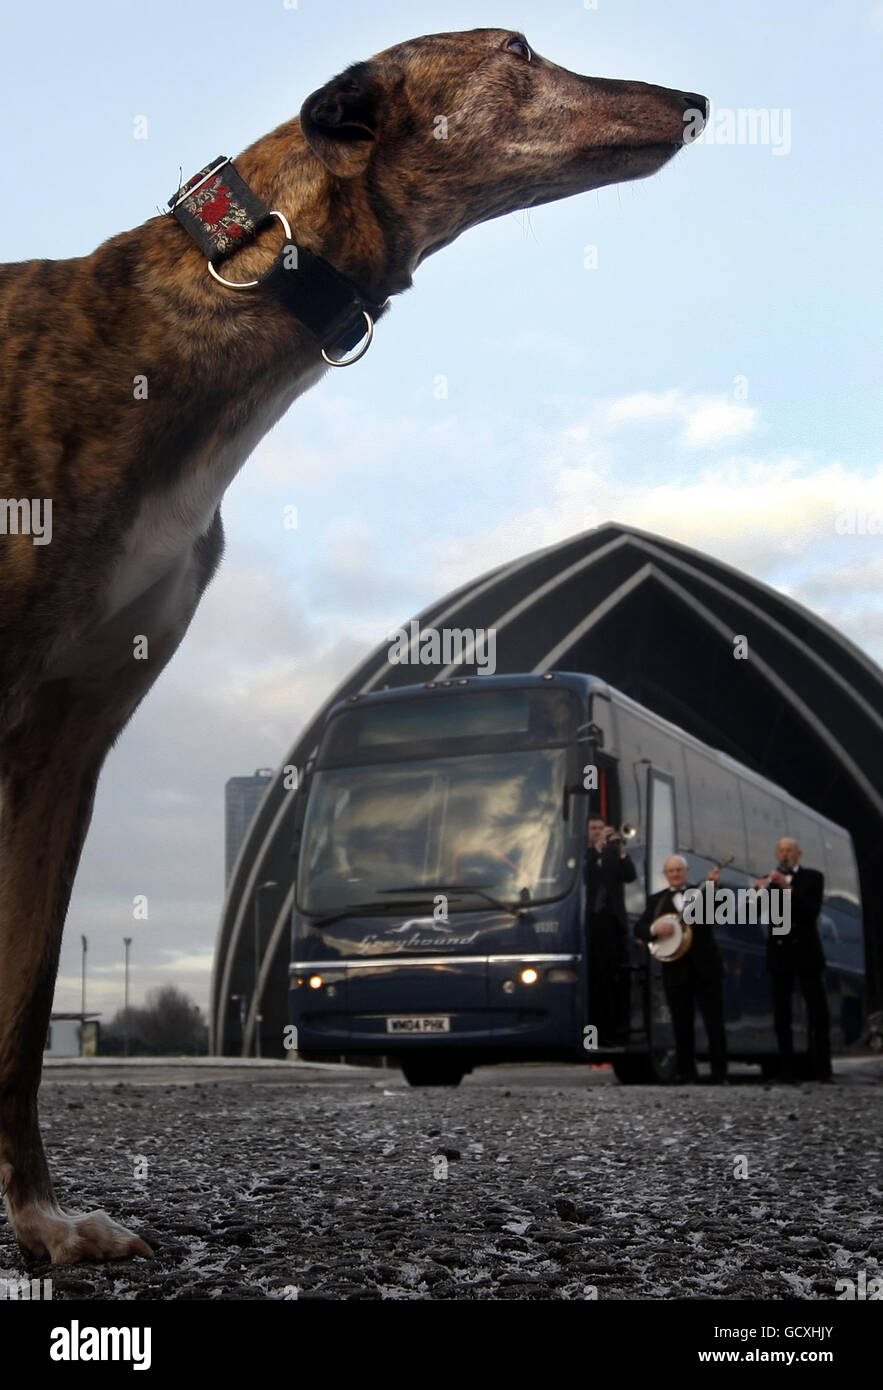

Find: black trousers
<box><xmin>588</xmin><ymin>910</ymin><xmax>629</xmax><ymax>1040</ymax></box>
<box><xmin>770</xmin><ymin>968</ymin><xmax>831</xmax><ymax>1078</ymax></box>
<box><xmin>662</xmin><ymin>963</ymin><xmax>727</xmax><ymax>1078</ymax></box>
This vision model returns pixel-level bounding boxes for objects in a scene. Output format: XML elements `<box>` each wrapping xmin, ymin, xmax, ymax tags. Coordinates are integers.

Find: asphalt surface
<box><xmin>2</xmin><ymin>1059</ymin><xmax>881</xmax><ymax>1301</ymax></box>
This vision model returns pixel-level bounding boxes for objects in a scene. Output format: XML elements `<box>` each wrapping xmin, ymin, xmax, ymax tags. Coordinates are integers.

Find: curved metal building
<box><xmin>211</xmin><ymin>523</ymin><xmax>883</xmax><ymax>1055</ymax></box>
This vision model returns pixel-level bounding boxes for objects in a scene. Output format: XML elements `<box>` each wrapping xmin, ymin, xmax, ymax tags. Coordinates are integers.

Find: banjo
<box><xmin>647</xmin><ymin>904</ymin><xmax>697</xmax><ymax>963</ymax></box>
<box><xmin>647</xmin><ymin>853</ymin><xmax>735</xmax><ymax>963</ymax></box>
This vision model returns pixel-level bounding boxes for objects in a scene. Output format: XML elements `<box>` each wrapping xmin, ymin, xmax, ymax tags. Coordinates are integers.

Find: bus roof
<box><xmin>325</xmin><ymin>671</ymin><xmax>600</xmax><ymax>715</ymax></box>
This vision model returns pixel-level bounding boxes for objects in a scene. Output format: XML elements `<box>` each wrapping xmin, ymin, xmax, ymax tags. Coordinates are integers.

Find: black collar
<box><xmin>168</xmin><ymin>156</ymin><xmax>389</xmax><ymax>364</ymax></box>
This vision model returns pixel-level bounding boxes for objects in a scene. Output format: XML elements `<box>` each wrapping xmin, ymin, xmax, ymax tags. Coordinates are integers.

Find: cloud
<box><xmin>798</xmin><ymin>554</ymin><xmax>883</xmax><ymax>598</ymax></box>
<box><xmin>603</xmin><ymin>388</ymin><xmax>757</xmax><ymax>447</ymax></box>
<box><xmin>308</xmin><ymin>515</ymin><xmax>412</xmax><ymax>611</ymax></box>
<box><xmin>682</xmin><ymin>401</ymin><xmax>758</xmax><ymax>448</ymax></box>
<box><xmin>245</xmin><ymin>390</ymin><xmax>469</xmax><ymax>496</ymax></box>
<box><xmin>422</xmin><ymin>390</ymin><xmax>883</xmax><ymax>665</ymax></box>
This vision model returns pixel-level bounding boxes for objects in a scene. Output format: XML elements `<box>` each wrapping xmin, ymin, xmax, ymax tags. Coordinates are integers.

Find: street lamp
<box><xmin>80</xmin><ymin>935</ymin><xmax>87</xmax><ymax>1018</ymax></box>
<box><xmin>253</xmin><ymin>881</ymin><xmax>278</xmax><ymax>1058</ymax></box>
<box><xmin>79</xmin><ymin>935</ymin><xmax>88</xmax><ymax>1058</ymax></box>
<box><xmin>123</xmin><ymin>937</ymin><xmax>132</xmax><ymax>1057</ymax></box>
<box><xmin>231</xmin><ymin>994</ymin><xmax>247</xmax><ymax>1052</ymax></box>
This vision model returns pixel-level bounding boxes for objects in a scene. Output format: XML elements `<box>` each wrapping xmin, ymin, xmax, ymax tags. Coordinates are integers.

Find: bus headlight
<box><xmin>308</xmin><ymin>975</ymin><xmax>323</xmax><ymax>990</ymax></box>
<box><xmin>520</xmin><ymin>968</ymin><xmax>539</xmax><ymax>985</ymax></box>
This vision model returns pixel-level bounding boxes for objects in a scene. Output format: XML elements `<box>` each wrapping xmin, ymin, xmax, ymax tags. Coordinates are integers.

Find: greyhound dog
<box><xmin>0</xmin><ymin>28</ymin><xmax>705</xmax><ymax>1263</ymax></box>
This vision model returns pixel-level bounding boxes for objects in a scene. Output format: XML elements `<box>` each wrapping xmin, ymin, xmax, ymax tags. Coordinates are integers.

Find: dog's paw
<box><xmin>13</xmin><ymin>1203</ymin><xmax>154</xmax><ymax>1264</ymax></box>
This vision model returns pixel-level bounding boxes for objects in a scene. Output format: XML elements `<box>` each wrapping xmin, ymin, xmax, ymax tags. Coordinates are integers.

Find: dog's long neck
<box><xmin>85</xmin><ymin>124</ymin><xmax>409</xmax><ymax>503</ymax></box>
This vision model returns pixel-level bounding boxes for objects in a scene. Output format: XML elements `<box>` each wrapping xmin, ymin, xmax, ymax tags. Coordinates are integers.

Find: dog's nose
<box><xmin>681</xmin><ymin>91</ymin><xmax>709</xmax><ymax>121</ymax></box>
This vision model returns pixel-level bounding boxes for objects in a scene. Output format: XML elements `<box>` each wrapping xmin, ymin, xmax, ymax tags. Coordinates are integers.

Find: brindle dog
<box><xmin>0</xmin><ymin>29</ymin><xmax>705</xmax><ymax>1263</ymax></box>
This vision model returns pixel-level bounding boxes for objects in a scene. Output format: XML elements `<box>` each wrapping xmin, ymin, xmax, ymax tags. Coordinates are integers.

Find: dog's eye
<box><xmin>505</xmin><ymin>36</ymin><xmax>532</xmax><ymax>62</ymax></box>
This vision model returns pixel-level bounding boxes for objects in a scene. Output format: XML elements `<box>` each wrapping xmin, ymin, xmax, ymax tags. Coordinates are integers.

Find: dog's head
<box><xmin>300</xmin><ymin>28</ymin><xmax>706</xmax><ymax>273</ymax></box>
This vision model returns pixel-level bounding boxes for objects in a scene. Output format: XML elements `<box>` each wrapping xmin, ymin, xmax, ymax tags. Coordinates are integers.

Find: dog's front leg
<box><xmin>0</xmin><ymin>680</ymin><xmax>153</xmax><ymax>1264</ymax></box>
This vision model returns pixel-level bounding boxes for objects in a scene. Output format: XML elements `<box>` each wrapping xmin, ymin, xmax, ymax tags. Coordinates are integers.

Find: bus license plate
<box><xmin>386</xmin><ymin>1016</ymin><xmax>451</xmax><ymax>1034</ymax></box>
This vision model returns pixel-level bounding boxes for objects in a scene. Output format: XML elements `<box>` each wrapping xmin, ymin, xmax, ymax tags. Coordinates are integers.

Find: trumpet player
<box><xmin>635</xmin><ymin>855</ymin><xmax>727</xmax><ymax>1084</ymax></box>
<box><xmin>755</xmin><ymin>838</ymin><xmax>831</xmax><ymax>1083</ymax></box>
<box><xmin>586</xmin><ymin>817</ymin><xmax>637</xmax><ymax>1042</ymax></box>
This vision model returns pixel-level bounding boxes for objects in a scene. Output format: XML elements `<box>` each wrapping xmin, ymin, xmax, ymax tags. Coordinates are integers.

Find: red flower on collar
<box><xmin>198</xmin><ymin>187</ymin><xmax>232</xmax><ymax>225</ymax></box>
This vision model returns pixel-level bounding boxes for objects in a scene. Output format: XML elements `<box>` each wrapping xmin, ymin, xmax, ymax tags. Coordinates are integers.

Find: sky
<box><xmin>2</xmin><ymin>0</ymin><xmax>881</xmax><ymax>1019</ymax></box>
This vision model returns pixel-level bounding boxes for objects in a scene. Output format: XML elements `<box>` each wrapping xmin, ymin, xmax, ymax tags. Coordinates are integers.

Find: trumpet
<box><xmin>601</xmin><ymin>822</ymin><xmax>637</xmax><ymax>845</ymax></box>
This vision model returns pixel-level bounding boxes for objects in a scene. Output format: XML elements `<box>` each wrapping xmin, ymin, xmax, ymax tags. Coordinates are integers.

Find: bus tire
<box><xmin>400</xmin><ymin>1058</ymin><xmax>465</xmax><ymax>1087</ymax></box>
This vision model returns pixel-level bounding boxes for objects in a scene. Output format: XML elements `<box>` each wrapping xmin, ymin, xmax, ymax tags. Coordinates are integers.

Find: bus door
<box><xmin>642</xmin><ymin>767</ymin><xmax>679</xmax><ymax>1053</ymax></box>
<box><xmin>585</xmin><ymin>755</ymin><xmax>631</xmax><ymax>1045</ymax></box>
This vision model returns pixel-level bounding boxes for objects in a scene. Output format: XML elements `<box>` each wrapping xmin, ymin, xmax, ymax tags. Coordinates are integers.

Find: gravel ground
<box><xmin>3</xmin><ymin>1061</ymin><xmax>881</xmax><ymax>1301</ymax></box>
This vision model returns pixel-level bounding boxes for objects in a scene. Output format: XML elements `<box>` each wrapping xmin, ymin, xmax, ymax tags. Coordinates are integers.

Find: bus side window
<box><xmin>647</xmin><ymin>772</ymin><xmax>677</xmax><ymax>895</ymax></box>
<box><xmin>624</xmin><ymin>865</ymin><xmax>646</xmax><ymax>918</ymax></box>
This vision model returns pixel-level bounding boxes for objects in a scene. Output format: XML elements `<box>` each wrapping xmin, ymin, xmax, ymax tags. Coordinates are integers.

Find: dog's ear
<box><xmin>300</xmin><ymin>62</ymin><xmax>390</xmax><ymax>177</ymax></box>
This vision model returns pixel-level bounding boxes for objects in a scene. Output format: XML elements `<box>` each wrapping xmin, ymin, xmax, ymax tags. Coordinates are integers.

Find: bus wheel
<box><xmin>647</xmin><ymin>1046</ymin><xmax>678</xmax><ymax>1083</ymax></box>
<box><xmin>400</xmin><ymin>1058</ymin><xmax>465</xmax><ymax>1087</ymax></box>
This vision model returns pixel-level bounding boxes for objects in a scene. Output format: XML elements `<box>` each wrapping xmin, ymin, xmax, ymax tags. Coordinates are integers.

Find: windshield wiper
<box><xmin>379</xmin><ymin>883</ymin><xmax>528</xmax><ymax>917</ymax></box>
<box><xmin>307</xmin><ymin>900</ymin><xmax>431</xmax><ymax>929</ymax></box>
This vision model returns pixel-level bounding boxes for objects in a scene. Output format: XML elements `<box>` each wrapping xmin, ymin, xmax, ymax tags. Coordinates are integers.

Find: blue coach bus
<box><xmin>289</xmin><ymin>673</ymin><xmax>865</xmax><ymax>1085</ymax></box>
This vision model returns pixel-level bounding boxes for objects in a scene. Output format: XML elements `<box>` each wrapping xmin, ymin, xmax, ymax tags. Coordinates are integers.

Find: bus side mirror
<box><xmin>562</xmin><ymin>781</ymin><xmax>586</xmax><ymax>822</ymax></box>
<box><xmin>563</xmin><ymin>746</ymin><xmax>587</xmax><ymax>820</ymax></box>
<box><xmin>290</xmin><ymin>764</ymin><xmax>313</xmax><ymax>858</ymax></box>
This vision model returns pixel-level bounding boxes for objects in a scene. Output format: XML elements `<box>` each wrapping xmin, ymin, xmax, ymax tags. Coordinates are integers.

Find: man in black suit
<box><xmin>755</xmin><ymin>837</ymin><xmax>831</xmax><ymax>1082</ymax></box>
<box><xmin>586</xmin><ymin>817</ymin><xmax>637</xmax><ymax>1041</ymax></box>
<box><xmin>635</xmin><ymin>855</ymin><xmax>727</xmax><ymax>1083</ymax></box>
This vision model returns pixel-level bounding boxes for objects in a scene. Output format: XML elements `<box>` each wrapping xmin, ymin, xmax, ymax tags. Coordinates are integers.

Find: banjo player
<box><xmin>634</xmin><ymin>855</ymin><xmax>727</xmax><ymax>1084</ymax></box>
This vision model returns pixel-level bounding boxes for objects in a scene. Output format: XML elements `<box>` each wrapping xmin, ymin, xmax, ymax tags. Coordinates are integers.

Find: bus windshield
<box><xmin>297</xmin><ymin>747</ymin><xmax>578</xmax><ymax>918</ymax></box>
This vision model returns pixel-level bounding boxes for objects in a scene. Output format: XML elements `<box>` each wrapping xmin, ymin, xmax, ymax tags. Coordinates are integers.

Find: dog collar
<box><xmin>168</xmin><ymin>156</ymin><xmax>388</xmax><ymax>366</ymax></box>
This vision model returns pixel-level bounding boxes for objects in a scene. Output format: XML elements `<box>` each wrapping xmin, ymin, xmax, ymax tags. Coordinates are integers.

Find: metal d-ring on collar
<box><xmin>207</xmin><ymin>211</ymin><xmax>292</xmax><ymax>289</ymax></box>
<box><xmin>320</xmin><ymin>311</ymin><xmax>374</xmax><ymax>368</ymax></box>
